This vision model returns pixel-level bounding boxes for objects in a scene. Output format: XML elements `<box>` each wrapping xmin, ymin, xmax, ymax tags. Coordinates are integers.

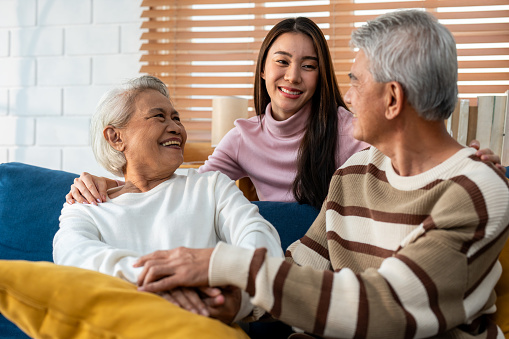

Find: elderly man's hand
<box><xmin>205</xmin><ymin>286</ymin><xmax>242</xmax><ymax>324</ymax></box>
<box><xmin>156</xmin><ymin>285</ymin><xmax>241</xmax><ymax>324</ymax></box>
<box><xmin>156</xmin><ymin>286</ymin><xmax>224</xmax><ymax>317</ymax></box>
<box><xmin>135</xmin><ymin>247</ymin><xmax>214</xmax><ymax>292</ymax></box>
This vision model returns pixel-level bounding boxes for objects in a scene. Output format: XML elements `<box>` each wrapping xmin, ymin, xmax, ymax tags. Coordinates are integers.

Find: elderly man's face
<box><xmin>344</xmin><ymin>50</ymin><xmax>389</xmax><ymax>145</ymax></box>
<box><xmin>121</xmin><ymin>89</ymin><xmax>186</xmax><ymax>177</ymax></box>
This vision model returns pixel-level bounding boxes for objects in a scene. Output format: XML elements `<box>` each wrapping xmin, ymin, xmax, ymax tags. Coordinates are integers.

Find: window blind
<box><xmin>140</xmin><ymin>0</ymin><xmax>509</xmax><ymax>142</ymax></box>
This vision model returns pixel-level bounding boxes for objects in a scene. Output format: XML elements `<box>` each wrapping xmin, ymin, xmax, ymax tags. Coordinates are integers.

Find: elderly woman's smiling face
<box><xmin>113</xmin><ymin>89</ymin><xmax>186</xmax><ymax>181</ymax></box>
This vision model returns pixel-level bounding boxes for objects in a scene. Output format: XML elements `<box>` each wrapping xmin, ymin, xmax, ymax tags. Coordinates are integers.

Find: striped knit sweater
<box><xmin>210</xmin><ymin>146</ymin><xmax>509</xmax><ymax>338</ymax></box>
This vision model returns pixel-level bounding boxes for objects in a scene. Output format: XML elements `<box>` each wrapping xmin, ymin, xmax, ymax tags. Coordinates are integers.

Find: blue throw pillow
<box><xmin>0</xmin><ymin>162</ymin><xmax>79</xmax><ymax>339</ymax></box>
<box><xmin>252</xmin><ymin>201</ymin><xmax>319</xmax><ymax>251</ymax></box>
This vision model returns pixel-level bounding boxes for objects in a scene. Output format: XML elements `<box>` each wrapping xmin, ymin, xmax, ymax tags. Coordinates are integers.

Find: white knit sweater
<box><xmin>53</xmin><ymin>169</ymin><xmax>283</xmax><ymax>284</ymax></box>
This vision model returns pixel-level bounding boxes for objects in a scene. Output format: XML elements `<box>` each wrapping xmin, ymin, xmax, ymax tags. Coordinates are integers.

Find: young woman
<box><xmin>67</xmin><ymin>17</ymin><xmax>502</xmax><ymax>210</ymax></box>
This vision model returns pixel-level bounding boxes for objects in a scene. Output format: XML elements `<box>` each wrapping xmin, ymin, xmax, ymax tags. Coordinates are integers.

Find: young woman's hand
<box><xmin>65</xmin><ymin>172</ymin><xmax>120</xmax><ymax>205</ymax></box>
<box><xmin>469</xmin><ymin>140</ymin><xmax>506</xmax><ymax>175</ymax></box>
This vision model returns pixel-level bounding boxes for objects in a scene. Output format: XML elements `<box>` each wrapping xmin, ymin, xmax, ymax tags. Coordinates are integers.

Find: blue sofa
<box><xmin>0</xmin><ymin>162</ymin><xmax>319</xmax><ymax>339</ymax></box>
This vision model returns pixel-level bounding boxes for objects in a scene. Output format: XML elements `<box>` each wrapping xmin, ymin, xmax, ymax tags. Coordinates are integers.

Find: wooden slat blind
<box><xmin>140</xmin><ymin>0</ymin><xmax>509</xmax><ymax>142</ymax></box>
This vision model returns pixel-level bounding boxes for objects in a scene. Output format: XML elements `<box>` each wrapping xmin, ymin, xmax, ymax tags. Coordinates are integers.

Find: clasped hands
<box><xmin>134</xmin><ymin>247</ymin><xmax>240</xmax><ymax>324</ymax></box>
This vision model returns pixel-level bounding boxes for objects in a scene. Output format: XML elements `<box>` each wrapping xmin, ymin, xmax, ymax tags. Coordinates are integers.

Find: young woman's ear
<box><xmin>260</xmin><ymin>63</ymin><xmax>266</xmax><ymax>80</ymax></box>
<box><xmin>103</xmin><ymin>126</ymin><xmax>125</xmax><ymax>152</ymax></box>
<box><xmin>386</xmin><ymin>81</ymin><xmax>404</xmax><ymax>120</ymax></box>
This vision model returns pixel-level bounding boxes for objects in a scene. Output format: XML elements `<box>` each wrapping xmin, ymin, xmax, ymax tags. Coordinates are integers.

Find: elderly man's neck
<box><xmin>377</xmin><ymin>114</ymin><xmax>463</xmax><ymax>177</ymax></box>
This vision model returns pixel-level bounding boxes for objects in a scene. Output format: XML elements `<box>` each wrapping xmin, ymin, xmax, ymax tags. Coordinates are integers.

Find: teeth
<box><xmin>280</xmin><ymin>87</ymin><xmax>301</xmax><ymax>95</ymax></box>
<box><xmin>161</xmin><ymin>140</ymin><xmax>180</xmax><ymax>147</ymax></box>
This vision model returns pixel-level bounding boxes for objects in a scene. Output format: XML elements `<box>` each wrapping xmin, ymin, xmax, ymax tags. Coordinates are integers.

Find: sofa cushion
<box><xmin>0</xmin><ymin>260</ymin><xmax>248</xmax><ymax>339</ymax></box>
<box><xmin>253</xmin><ymin>201</ymin><xmax>319</xmax><ymax>251</ymax></box>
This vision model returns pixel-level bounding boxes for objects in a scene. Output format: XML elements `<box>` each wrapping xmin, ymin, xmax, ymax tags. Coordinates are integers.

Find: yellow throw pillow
<box><xmin>495</xmin><ymin>240</ymin><xmax>509</xmax><ymax>338</ymax></box>
<box><xmin>0</xmin><ymin>260</ymin><xmax>248</xmax><ymax>339</ymax></box>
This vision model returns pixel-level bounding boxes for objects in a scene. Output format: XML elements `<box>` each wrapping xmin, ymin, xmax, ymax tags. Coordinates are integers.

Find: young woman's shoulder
<box><xmin>234</xmin><ymin>115</ymin><xmax>263</xmax><ymax>131</ymax></box>
<box><xmin>231</xmin><ymin>115</ymin><xmax>267</xmax><ymax>141</ymax></box>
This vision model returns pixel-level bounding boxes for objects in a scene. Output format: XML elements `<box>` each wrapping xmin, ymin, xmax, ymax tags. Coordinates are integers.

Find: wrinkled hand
<box><xmin>157</xmin><ymin>286</ymin><xmax>224</xmax><ymax>317</ymax></box>
<box><xmin>135</xmin><ymin>247</ymin><xmax>214</xmax><ymax>293</ymax></box>
<box><xmin>469</xmin><ymin>140</ymin><xmax>505</xmax><ymax>175</ymax></box>
<box><xmin>66</xmin><ymin>172</ymin><xmax>118</xmax><ymax>205</ymax></box>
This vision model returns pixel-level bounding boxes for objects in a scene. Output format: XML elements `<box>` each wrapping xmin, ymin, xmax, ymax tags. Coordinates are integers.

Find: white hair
<box><xmin>350</xmin><ymin>10</ymin><xmax>458</xmax><ymax>120</ymax></box>
<box><xmin>90</xmin><ymin>75</ymin><xmax>170</xmax><ymax>177</ymax></box>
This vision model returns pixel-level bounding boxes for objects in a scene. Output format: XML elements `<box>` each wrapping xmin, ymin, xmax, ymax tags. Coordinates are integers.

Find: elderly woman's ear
<box><xmin>103</xmin><ymin>126</ymin><xmax>125</xmax><ymax>152</ymax></box>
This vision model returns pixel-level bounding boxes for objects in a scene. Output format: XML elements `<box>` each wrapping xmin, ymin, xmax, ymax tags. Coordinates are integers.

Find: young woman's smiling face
<box><xmin>261</xmin><ymin>32</ymin><xmax>319</xmax><ymax>121</ymax></box>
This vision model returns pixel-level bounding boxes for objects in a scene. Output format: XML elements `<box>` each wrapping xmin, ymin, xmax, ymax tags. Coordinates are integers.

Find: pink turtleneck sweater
<box><xmin>198</xmin><ymin>102</ymin><xmax>367</xmax><ymax>202</ymax></box>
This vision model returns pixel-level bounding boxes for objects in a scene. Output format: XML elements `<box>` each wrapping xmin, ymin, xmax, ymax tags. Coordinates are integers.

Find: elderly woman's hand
<box><xmin>66</xmin><ymin>172</ymin><xmax>120</xmax><ymax>205</ymax></box>
<box><xmin>135</xmin><ymin>247</ymin><xmax>214</xmax><ymax>292</ymax></box>
<box><xmin>469</xmin><ymin>140</ymin><xmax>505</xmax><ymax>175</ymax></box>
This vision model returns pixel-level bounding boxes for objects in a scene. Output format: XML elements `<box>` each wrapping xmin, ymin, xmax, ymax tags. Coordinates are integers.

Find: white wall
<box><xmin>0</xmin><ymin>0</ymin><xmax>144</xmax><ymax>178</ymax></box>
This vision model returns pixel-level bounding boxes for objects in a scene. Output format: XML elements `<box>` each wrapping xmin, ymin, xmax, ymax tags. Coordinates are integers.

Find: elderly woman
<box><xmin>52</xmin><ymin>75</ymin><xmax>283</xmax><ymax>323</ymax></box>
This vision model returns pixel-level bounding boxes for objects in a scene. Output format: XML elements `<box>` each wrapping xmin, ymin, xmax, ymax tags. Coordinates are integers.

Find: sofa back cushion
<box><xmin>252</xmin><ymin>201</ymin><xmax>319</xmax><ymax>251</ymax></box>
<box><xmin>0</xmin><ymin>162</ymin><xmax>79</xmax><ymax>262</ymax></box>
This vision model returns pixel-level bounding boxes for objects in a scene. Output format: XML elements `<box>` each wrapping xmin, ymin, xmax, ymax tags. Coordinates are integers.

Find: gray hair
<box><xmin>350</xmin><ymin>10</ymin><xmax>458</xmax><ymax>120</ymax></box>
<box><xmin>91</xmin><ymin>75</ymin><xmax>170</xmax><ymax>177</ymax></box>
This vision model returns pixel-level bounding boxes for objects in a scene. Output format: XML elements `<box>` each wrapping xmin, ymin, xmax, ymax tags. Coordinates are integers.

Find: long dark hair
<box><xmin>254</xmin><ymin>17</ymin><xmax>347</xmax><ymax>209</ymax></box>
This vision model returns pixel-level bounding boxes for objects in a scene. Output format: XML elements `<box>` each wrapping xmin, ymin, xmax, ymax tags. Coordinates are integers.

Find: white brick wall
<box><xmin>0</xmin><ymin>30</ymin><xmax>9</xmax><ymax>57</ymax></box>
<box><xmin>11</xmin><ymin>27</ymin><xmax>63</xmax><ymax>56</ymax></box>
<box><xmin>0</xmin><ymin>0</ymin><xmax>143</xmax><ymax>179</ymax></box>
<box><xmin>0</xmin><ymin>89</ymin><xmax>7</xmax><ymax>115</ymax></box>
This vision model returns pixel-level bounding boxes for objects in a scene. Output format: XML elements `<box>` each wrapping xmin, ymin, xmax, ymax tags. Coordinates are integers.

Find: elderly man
<box><xmin>136</xmin><ymin>10</ymin><xmax>509</xmax><ymax>338</ymax></box>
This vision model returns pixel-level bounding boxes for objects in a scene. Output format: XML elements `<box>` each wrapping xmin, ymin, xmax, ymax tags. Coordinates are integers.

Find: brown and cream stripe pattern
<box><xmin>210</xmin><ymin>146</ymin><xmax>509</xmax><ymax>338</ymax></box>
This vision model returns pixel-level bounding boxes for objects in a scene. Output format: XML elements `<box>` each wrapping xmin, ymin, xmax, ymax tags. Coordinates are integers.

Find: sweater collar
<box><xmin>264</xmin><ymin>101</ymin><xmax>312</xmax><ymax>138</ymax></box>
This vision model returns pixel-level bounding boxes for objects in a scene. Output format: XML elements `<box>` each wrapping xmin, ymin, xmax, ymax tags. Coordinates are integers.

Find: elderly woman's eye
<box><xmin>173</xmin><ymin>116</ymin><xmax>181</xmax><ymax>121</ymax></box>
<box><xmin>154</xmin><ymin>113</ymin><xmax>164</xmax><ymax>118</ymax></box>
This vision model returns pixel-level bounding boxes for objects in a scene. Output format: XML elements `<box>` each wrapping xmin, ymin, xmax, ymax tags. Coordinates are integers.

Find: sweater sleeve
<box><xmin>198</xmin><ymin>127</ymin><xmax>247</xmax><ymax>181</ymax></box>
<box><xmin>209</xmin><ymin>171</ymin><xmax>284</xmax><ymax>322</ymax></box>
<box><xmin>211</xmin><ymin>172</ymin><xmax>283</xmax><ymax>259</ymax></box>
<box><xmin>53</xmin><ymin>204</ymin><xmax>143</xmax><ymax>284</ymax></box>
